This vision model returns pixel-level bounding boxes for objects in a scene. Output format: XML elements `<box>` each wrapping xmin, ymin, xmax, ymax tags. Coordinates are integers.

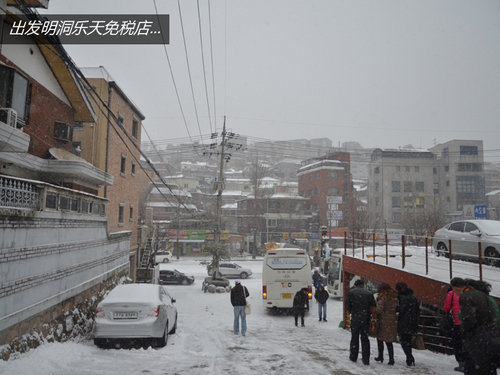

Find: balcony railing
<box><xmin>0</xmin><ymin>176</ymin><xmax>40</xmax><ymax>210</ymax></box>
<box><xmin>0</xmin><ymin>175</ymin><xmax>106</xmax><ymax>216</ymax></box>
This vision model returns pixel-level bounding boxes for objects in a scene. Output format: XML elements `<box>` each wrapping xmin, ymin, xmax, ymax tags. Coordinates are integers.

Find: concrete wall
<box><xmin>0</xmin><ymin>210</ymin><xmax>131</xmax><ymax>336</ymax></box>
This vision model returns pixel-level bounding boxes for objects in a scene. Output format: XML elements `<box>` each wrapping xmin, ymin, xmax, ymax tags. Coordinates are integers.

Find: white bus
<box><xmin>262</xmin><ymin>248</ymin><xmax>312</xmax><ymax>309</ymax></box>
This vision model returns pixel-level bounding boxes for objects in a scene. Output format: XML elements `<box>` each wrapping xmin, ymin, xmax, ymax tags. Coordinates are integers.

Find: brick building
<box><xmin>297</xmin><ymin>152</ymin><xmax>354</xmax><ymax>233</ymax></box>
<box><xmin>74</xmin><ymin>67</ymin><xmax>145</xmax><ymax>276</ymax></box>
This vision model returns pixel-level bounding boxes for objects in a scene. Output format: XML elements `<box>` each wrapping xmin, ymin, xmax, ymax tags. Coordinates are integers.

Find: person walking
<box><xmin>315</xmin><ymin>284</ymin><xmax>329</xmax><ymax>322</ymax></box>
<box><xmin>374</xmin><ymin>283</ymin><xmax>398</xmax><ymax>366</ymax></box>
<box><xmin>443</xmin><ymin>277</ymin><xmax>466</xmax><ymax>372</ymax></box>
<box><xmin>345</xmin><ymin>279</ymin><xmax>376</xmax><ymax>365</ymax></box>
<box><xmin>293</xmin><ymin>288</ymin><xmax>310</xmax><ymax>327</ymax></box>
<box><xmin>458</xmin><ymin>279</ymin><xmax>499</xmax><ymax>375</ymax></box>
<box><xmin>396</xmin><ymin>282</ymin><xmax>420</xmax><ymax>367</ymax></box>
<box><xmin>230</xmin><ymin>281</ymin><xmax>249</xmax><ymax>336</ymax></box>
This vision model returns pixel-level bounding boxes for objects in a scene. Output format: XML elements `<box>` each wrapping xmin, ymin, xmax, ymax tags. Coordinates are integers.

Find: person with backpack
<box><xmin>293</xmin><ymin>288</ymin><xmax>310</xmax><ymax>327</ymax></box>
<box><xmin>396</xmin><ymin>282</ymin><xmax>420</xmax><ymax>367</ymax></box>
<box><xmin>230</xmin><ymin>281</ymin><xmax>249</xmax><ymax>336</ymax></box>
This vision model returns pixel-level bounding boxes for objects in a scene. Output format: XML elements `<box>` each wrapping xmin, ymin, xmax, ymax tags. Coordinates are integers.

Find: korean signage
<box><xmin>326</xmin><ymin>196</ymin><xmax>342</xmax><ymax>204</ymax></box>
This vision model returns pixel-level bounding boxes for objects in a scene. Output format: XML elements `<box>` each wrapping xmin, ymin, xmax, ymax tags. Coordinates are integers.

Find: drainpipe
<box><xmin>104</xmin><ymin>84</ymin><xmax>112</xmax><ymax>198</ymax></box>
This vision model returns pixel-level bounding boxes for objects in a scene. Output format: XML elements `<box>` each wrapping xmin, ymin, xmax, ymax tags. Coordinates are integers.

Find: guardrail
<box><xmin>338</xmin><ymin>230</ymin><xmax>499</xmax><ymax>282</ymax></box>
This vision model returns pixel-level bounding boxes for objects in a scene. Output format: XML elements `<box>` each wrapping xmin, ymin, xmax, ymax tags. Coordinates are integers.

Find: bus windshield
<box><xmin>266</xmin><ymin>257</ymin><xmax>307</xmax><ymax>270</ymax></box>
<box><xmin>328</xmin><ymin>258</ymin><xmax>341</xmax><ymax>281</ymax></box>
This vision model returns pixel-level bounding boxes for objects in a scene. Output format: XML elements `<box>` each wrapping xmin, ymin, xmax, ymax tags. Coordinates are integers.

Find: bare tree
<box><xmin>400</xmin><ymin>210</ymin><xmax>444</xmax><ymax>245</ymax></box>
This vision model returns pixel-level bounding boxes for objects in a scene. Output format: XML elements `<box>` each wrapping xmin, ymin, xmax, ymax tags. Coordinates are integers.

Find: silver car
<box><xmin>432</xmin><ymin>219</ymin><xmax>500</xmax><ymax>265</ymax></box>
<box><xmin>208</xmin><ymin>262</ymin><xmax>253</xmax><ymax>279</ymax></box>
<box><xmin>93</xmin><ymin>283</ymin><xmax>177</xmax><ymax>348</ymax></box>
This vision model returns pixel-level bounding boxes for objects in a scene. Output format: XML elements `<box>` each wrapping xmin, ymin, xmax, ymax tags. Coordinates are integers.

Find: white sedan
<box><xmin>432</xmin><ymin>219</ymin><xmax>500</xmax><ymax>265</ymax></box>
<box><xmin>207</xmin><ymin>262</ymin><xmax>253</xmax><ymax>279</ymax></box>
<box><xmin>93</xmin><ymin>284</ymin><xmax>178</xmax><ymax>348</ymax></box>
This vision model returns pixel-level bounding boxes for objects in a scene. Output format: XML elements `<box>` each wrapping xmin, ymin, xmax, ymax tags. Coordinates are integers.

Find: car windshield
<box><xmin>477</xmin><ymin>221</ymin><xmax>500</xmax><ymax>235</ymax></box>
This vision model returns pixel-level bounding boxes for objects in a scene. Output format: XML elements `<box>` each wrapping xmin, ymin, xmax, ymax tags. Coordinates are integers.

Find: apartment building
<box><xmin>368</xmin><ymin>148</ymin><xmax>436</xmax><ymax>228</ymax></box>
<box><xmin>430</xmin><ymin>140</ymin><xmax>485</xmax><ymax>220</ymax></box>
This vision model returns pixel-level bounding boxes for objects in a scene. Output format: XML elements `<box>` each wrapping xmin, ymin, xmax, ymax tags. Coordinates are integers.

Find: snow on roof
<box><xmin>486</xmin><ymin>189</ymin><xmax>500</xmax><ymax>196</ymax></box>
<box><xmin>222</xmin><ymin>203</ymin><xmax>238</xmax><ymax>209</ymax></box>
<box><xmin>270</xmin><ymin>193</ymin><xmax>307</xmax><ymax>200</ymax></box>
<box><xmin>102</xmin><ymin>284</ymin><xmax>160</xmax><ymax>305</ymax></box>
<box><xmin>152</xmin><ymin>188</ymin><xmax>192</xmax><ymax>197</ymax></box>
<box><xmin>147</xmin><ymin>202</ymin><xmax>197</xmax><ymax>210</ymax></box>
<box><xmin>298</xmin><ymin>159</ymin><xmax>343</xmax><ymax>172</ymax></box>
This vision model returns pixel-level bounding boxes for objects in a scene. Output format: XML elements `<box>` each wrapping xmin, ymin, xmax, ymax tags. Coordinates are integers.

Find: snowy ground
<box><xmin>0</xmin><ymin>258</ymin><xmax>463</xmax><ymax>375</ymax></box>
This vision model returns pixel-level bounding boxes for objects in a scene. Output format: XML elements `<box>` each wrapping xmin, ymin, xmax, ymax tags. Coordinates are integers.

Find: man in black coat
<box><xmin>315</xmin><ymin>285</ymin><xmax>329</xmax><ymax>321</ymax></box>
<box><xmin>345</xmin><ymin>279</ymin><xmax>376</xmax><ymax>365</ymax></box>
<box><xmin>458</xmin><ymin>279</ymin><xmax>498</xmax><ymax>375</ymax></box>
<box><xmin>293</xmin><ymin>288</ymin><xmax>310</xmax><ymax>327</ymax></box>
<box><xmin>230</xmin><ymin>281</ymin><xmax>249</xmax><ymax>336</ymax></box>
<box><xmin>396</xmin><ymin>282</ymin><xmax>420</xmax><ymax>367</ymax></box>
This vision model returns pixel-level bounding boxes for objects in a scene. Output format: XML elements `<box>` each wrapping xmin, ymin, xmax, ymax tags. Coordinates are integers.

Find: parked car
<box><xmin>93</xmin><ymin>283</ymin><xmax>178</xmax><ymax>348</ymax></box>
<box><xmin>432</xmin><ymin>219</ymin><xmax>500</xmax><ymax>265</ymax></box>
<box><xmin>207</xmin><ymin>262</ymin><xmax>252</xmax><ymax>279</ymax></box>
<box><xmin>152</xmin><ymin>263</ymin><xmax>194</xmax><ymax>285</ymax></box>
<box><xmin>154</xmin><ymin>250</ymin><xmax>173</xmax><ymax>264</ymax></box>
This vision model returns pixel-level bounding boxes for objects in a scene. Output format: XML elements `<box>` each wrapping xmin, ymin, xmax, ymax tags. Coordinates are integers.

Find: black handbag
<box><xmin>439</xmin><ymin>314</ymin><xmax>454</xmax><ymax>332</ymax></box>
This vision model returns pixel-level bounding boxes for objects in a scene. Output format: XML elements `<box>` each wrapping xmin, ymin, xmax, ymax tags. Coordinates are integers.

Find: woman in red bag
<box><xmin>443</xmin><ymin>277</ymin><xmax>465</xmax><ymax>372</ymax></box>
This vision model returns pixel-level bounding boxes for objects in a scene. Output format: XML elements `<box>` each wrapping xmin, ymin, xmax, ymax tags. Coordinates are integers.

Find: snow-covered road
<box><xmin>0</xmin><ymin>259</ymin><xmax>461</xmax><ymax>375</ymax></box>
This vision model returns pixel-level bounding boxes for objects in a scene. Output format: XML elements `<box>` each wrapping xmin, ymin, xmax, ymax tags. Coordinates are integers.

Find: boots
<box><xmin>374</xmin><ymin>340</ymin><xmax>384</xmax><ymax>363</ymax></box>
<box><xmin>387</xmin><ymin>343</ymin><xmax>394</xmax><ymax>365</ymax></box>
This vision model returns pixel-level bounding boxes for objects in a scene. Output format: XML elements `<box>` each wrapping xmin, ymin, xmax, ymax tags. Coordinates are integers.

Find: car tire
<box><xmin>170</xmin><ymin>314</ymin><xmax>178</xmax><ymax>334</ymax></box>
<box><xmin>155</xmin><ymin>323</ymin><xmax>169</xmax><ymax>348</ymax></box>
<box><xmin>240</xmin><ymin>272</ymin><xmax>248</xmax><ymax>279</ymax></box>
<box><xmin>484</xmin><ymin>247</ymin><xmax>499</xmax><ymax>266</ymax></box>
<box><xmin>437</xmin><ymin>243</ymin><xmax>448</xmax><ymax>258</ymax></box>
<box><xmin>163</xmin><ymin>258</ymin><xmax>169</xmax><ymax>263</ymax></box>
<box><xmin>94</xmin><ymin>338</ymin><xmax>106</xmax><ymax>348</ymax></box>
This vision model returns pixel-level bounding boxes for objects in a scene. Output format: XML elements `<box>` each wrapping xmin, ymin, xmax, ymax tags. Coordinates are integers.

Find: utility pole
<box><xmin>215</xmin><ymin>118</ymin><xmax>227</xmax><ymax>244</ymax></box>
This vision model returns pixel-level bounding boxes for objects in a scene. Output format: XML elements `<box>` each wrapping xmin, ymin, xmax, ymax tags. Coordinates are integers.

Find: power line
<box><xmin>177</xmin><ymin>0</ymin><xmax>205</xmax><ymax>142</ymax></box>
<box><xmin>152</xmin><ymin>0</ymin><xmax>195</xmax><ymax>145</ymax></box>
<box><xmin>207</xmin><ymin>0</ymin><xmax>218</xmax><ymax>132</ymax></box>
<box><xmin>196</xmin><ymin>0</ymin><xmax>214</xmax><ymax>134</ymax></box>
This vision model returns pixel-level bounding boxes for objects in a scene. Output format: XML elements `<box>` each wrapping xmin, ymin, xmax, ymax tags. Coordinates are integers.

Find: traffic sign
<box><xmin>474</xmin><ymin>204</ymin><xmax>487</xmax><ymax>219</ymax></box>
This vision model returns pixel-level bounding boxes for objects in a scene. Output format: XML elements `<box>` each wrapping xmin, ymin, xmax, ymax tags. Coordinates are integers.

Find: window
<box><xmin>129</xmin><ymin>205</ymin><xmax>134</xmax><ymax>221</ymax></box>
<box><xmin>329</xmin><ymin>171</ymin><xmax>338</xmax><ymax>178</ymax></box>
<box><xmin>445</xmin><ymin>166</ymin><xmax>449</xmax><ymax>172</ymax></box>
<box><xmin>314</xmin><ymin>187</ymin><xmax>320</xmax><ymax>195</ymax></box>
<box><xmin>131</xmin><ymin>162</ymin><xmax>136</xmax><ymax>176</ymax></box>
<box><xmin>442</xmin><ymin>148</ymin><xmax>449</xmax><ymax>158</ymax></box>
<box><xmin>316</xmin><ymin>172</ymin><xmax>321</xmax><ymax>179</ymax></box>
<box><xmin>120</xmin><ymin>155</ymin><xmax>126</xmax><ymax>174</ymax></box>
<box><xmin>449</xmin><ymin>222</ymin><xmax>464</xmax><ymax>232</ymax></box>
<box><xmin>460</xmin><ymin>145</ymin><xmax>478</xmax><ymax>155</ymax></box>
<box><xmin>433</xmin><ymin>167</ymin><xmax>437</xmax><ymax>175</ymax></box>
<box><xmin>458</xmin><ymin>163</ymin><xmax>482</xmax><ymax>172</ymax></box>
<box><xmin>396</xmin><ymin>166</ymin><xmax>401</xmax><ymax>172</ymax></box>
<box><xmin>415</xmin><ymin>197</ymin><xmax>424</xmax><ymax>208</ymax></box>
<box><xmin>70</xmin><ymin>198</ymin><xmax>79</xmax><ymax>212</ymax></box>
<box><xmin>45</xmin><ymin>194</ymin><xmax>57</xmax><ymax>209</ymax></box>
<box><xmin>433</xmin><ymin>182</ymin><xmax>439</xmax><ymax>194</ymax></box>
<box><xmin>59</xmin><ymin>196</ymin><xmax>70</xmax><ymax>210</ymax></box>
<box><xmin>392</xmin><ymin>196</ymin><xmax>401</xmax><ymax>208</ymax></box>
<box><xmin>392</xmin><ymin>181</ymin><xmax>401</xmax><ymax>192</ymax></box>
<box><xmin>392</xmin><ymin>212</ymin><xmax>401</xmax><ymax>224</ymax></box>
<box><xmin>328</xmin><ymin>187</ymin><xmax>339</xmax><ymax>195</ymax></box>
<box><xmin>374</xmin><ymin>167</ymin><xmax>380</xmax><ymax>174</ymax></box>
<box><xmin>267</xmin><ymin>219</ymin><xmax>277</xmax><ymax>228</ymax></box>
<box><xmin>375</xmin><ymin>197</ymin><xmax>380</xmax><ymax>207</ymax></box>
<box><xmin>269</xmin><ymin>200</ymin><xmax>280</xmax><ymax>209</ymax></box>
<box><xmin>0</xmin><ymin>65</ymin><xmax>31</xmax><ymax>126</ymax></box>
<box><xmin>405</xmin><ymin>166</ymin><xmax>410</xmax><ymax>172</ymax></box>
<box><xmin>117</xmin><ymin>113</ymin><xmax>124</xmax><ymax>127</ymax></box>
<box><xmin>375</xmin><ymin>182</ymin><xmax>379</xmax><ymax>192</ymax></box>
<box><xmin>132</xmin><ymin>118</ymin><xmax>139</xmax><ymax>138</ymax></box>
<box><xmin>404</xmin><ymin>181</ymin><xmax>412</xmax><ymax>192</ymax></box>
<box><xmin>308</xmin><ymin>189</ymin><xmax>313</xmax><ymax>197</ymax></box>
<box><xmin>118</xmin><ymin>204</ymin><xmax>124</xmax><ymax>224</ymax></box>
<box><xmin>414</xmin><ymin>166</ymin><xmax>420</xmax><ymax>173</ymax></box>
<box><xmin>446</xmin><ymin>180</ymin><xmax>450</xmax><ymax>187</ymax></box>
<box><xmin>464</xmin><ymin>222</ymin><xmax>478</xmax><ymax>233</ymax></box>
<box><xmin>415</xmin><ymin>181</ymin><xmax>424</xmax><ymax>192</ymax></box>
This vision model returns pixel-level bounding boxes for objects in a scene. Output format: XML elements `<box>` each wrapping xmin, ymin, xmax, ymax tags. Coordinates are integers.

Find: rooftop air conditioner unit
<box><xmin>0</xmin><ymin>108</ymin><xmax>18</xmax><ymax>128</ymax></box>
<box><xmin>54</xmin><ymin>121</ymin><xmax>73</xmax><ymax>142</ymax></box>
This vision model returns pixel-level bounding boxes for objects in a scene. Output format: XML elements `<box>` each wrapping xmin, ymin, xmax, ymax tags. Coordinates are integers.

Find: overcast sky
<box><xmin>41</xmin><ymin>0</ymin><xmax>500</xmax><ymax>160</ymax></box>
